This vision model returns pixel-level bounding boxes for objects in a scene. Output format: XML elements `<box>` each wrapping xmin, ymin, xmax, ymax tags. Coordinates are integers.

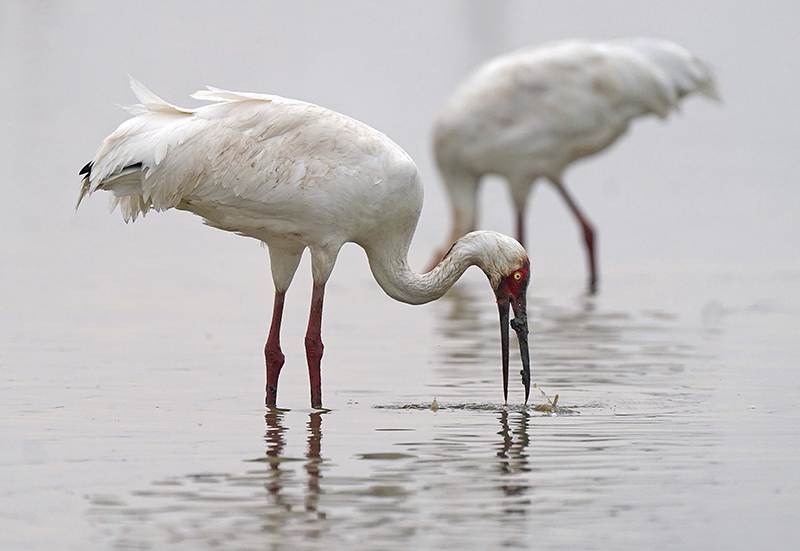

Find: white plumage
<box><xmin>79</xmin><ymin>79</ymin><xmax>533</xmax><ymax>408</ymax></box>
<box><xmin>431</xmin><ymin>38</ymin><xmax>720</xmax><ymax>293</ymax></box>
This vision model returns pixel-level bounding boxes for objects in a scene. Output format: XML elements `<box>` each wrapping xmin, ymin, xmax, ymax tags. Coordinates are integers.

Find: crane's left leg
<box><xmin>265</xmin><ymin>291</ymin><xmax>287</xmax><ymax>407</ymax></box>
<box><xmin>305</xmin><ymin>284</ymin><xmax>326</xmax><ymax>408</ymax></box>
<box><xmin>551</xmin><ymin>178</ymin><xmax>597</xmax><ymax>294</ymax></box>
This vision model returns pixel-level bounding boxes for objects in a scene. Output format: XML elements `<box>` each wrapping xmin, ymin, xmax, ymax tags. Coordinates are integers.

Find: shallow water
<box><xmin>2</xmin><ymin>2</ymin><xmax>800</xmax><ymax>550</ymax></box>
<box><xmin>5</xmin><ymin>272</ymin><xmax>798</xmax><ymax>550</ymax></box>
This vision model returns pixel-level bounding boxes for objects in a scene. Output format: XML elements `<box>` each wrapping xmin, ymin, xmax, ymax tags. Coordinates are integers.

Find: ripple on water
<box><xmin>373</xmin><ymin>401</ymin><xmax>581</xmax><ymax>415</ymax></box>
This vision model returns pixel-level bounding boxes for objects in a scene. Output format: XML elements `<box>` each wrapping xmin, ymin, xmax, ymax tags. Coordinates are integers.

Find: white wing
<box><xmin>79</xmin><ymin>80</ymin><xmax>422</xmax><ymax>249</ymax></box>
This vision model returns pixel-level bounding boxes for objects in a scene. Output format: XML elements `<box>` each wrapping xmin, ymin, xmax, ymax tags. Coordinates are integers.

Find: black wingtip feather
<box><xmin>79</xmin><ymin>161</ymin><xmax>92</xmax><ymax>177</ymax></box>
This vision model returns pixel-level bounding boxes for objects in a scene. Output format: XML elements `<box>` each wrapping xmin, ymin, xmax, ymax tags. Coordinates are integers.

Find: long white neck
<box><xmin>364</xmin><ymin>231</ymin><xmax>522</xmax><ymax>305</ymax></box>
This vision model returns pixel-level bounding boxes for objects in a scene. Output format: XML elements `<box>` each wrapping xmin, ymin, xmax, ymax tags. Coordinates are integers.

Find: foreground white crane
<box><xmin>78</xmin><ymin>79</ymin><xmax>532</xmax><ymax>409</ymax></box>
<box><xmin>431</xmin><ymin>38</ymin><xmax>720</xmax><ymax>293</ymax></box>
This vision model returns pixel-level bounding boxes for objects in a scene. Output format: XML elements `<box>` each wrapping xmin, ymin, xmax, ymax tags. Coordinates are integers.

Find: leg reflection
<box><xmin>496</xmin><ymin>409</ymin><xmax>532</xmax><ymax>504</ymax></box>
<box><xmin>262</xmin><ymin>409</ymin><xmax>327</xmax><ymax>519</ymax></box>
<box><xmin>305</xmin><ymin>411</ymin><xmax>325</xmax><ymax>517</ymax></box>
<box><xmin>264</xmin><ymin>409</ymin><xmax>290</xmax><ymax>510</ymax></box>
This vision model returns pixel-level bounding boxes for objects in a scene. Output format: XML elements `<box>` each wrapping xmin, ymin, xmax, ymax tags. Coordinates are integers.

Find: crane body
<box><xmin>79</xmin><ymin>80</ymin><xmax>532</xmax><ymax>408</ymax></box>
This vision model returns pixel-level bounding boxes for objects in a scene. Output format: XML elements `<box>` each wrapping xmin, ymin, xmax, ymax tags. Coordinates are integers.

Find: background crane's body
<box><xmin>432</xmin><ymin>38</ymin><xmax>720</xmax><ymax>292</ymax></box>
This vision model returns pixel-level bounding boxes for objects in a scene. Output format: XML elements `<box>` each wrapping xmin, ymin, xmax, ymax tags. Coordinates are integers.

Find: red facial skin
<box><xmin>495</xmin><ymin>263</ymin><xmax>530</xmax><ymax>305</ymax></box>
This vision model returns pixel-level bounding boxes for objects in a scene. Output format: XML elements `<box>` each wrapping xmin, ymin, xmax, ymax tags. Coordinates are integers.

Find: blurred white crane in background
<box><xmin>430</xmin><ymin>38</ymin><xmax>720</xmax><ymax>293</ymax></box>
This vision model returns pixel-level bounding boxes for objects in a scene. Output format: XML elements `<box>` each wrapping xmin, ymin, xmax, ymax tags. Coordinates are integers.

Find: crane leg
<box><xmin>551</xmin><ymin>178</ymin><xmax>597</xmax><ymax>294</ymax></box>
<box><xmin>515</xmin><ymin>209</ymin><xmax>526</xmax><ymax>249</ymax></box>
<box><xmin>265</xmin><ymin>291</ymin><xmax>287</xmax><ymax>407</ymax></box>
<box><xmin>305</xmin><ymin>284</ymin><xmax>326</xmax><ymax>409</ymax></box>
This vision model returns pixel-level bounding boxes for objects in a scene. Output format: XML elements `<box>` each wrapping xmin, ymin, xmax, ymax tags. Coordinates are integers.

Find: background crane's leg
<box><xmin>509</xmin><ymin>176</ymin><xmax>534</xmax><ymax>251</ymax></box>
<box><xmin>427</xmin><ymin>173</ymin><xmax>480</xmax><ymax>272</ymax></box>
<box><xmin>305</xmin><ymin>284</ymin><xmax>326</xmax><ymax>408</ymax></box>
<box><xmin>265</xmin><ymin>290</ymin><xmax>287</xmax><ymax>406</ymax></box>
<box><xmin>550</xmin><ymin>178</ymin><xmax>597</xmax><ymax>294</ymax></box>
<box><xmin>515</xmin><ymin>209</ymin><xmax>526</xmax><ymax>249</ymax></box>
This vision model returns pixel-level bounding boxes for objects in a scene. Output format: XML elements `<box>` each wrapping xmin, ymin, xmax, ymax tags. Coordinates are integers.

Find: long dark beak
<box><xmin>498</xmin><ymin>293</ymin><xmax>531</xmax><ymax>404</ymax></box>
<box><xmin>499</xmin><ymin>301</ymin><xmax>511</xmax><ymax>404</ymax></box>
<box><xmin>510</xmin><ymin>293</ymin><xmax>531</xmax><ymax>403</ymax></box>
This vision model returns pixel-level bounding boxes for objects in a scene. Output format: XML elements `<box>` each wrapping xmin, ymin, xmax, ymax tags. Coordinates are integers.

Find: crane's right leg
<box><xmin>265</xmin><ymin>290</ymin><xmax>286</xmax><ymax>407</ymax></box>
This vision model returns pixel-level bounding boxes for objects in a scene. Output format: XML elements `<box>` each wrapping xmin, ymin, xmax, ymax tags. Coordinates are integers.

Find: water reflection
<box><xmin>435</xmin><ymin>283</ymin><xmax>496</xmax><ymax>365</ymax></box>
<box><xmin>496</xmin><ymin>409</ymin><xmax>531</xmax><ymax>476</ymax></box>
<box><xmin>496</xmin><ymin>409</ymin><xmax>532</xmax><ymax>516</ymax></box>
<box><xmin>85</xmin><ymin>284</ymin><xmax>720</xmax><ymax>550</ymax></box>
<box><xmin>262</xmin><ymin>409</ymin><xmax>326</xmax><ymax>520</ymax></box>
<box><xmin>303</xmin><ymin>411</ymin><xmax>324</xmax><ymax>517</ymax></box>
<box><xmin>87</xmin><ymin>391</ymin><xmax>721</xmax><ymax>550</ymax></box>
<box><xmin>432</xmin><ymin>281</ymin><xmax>708</xmax><ymax>400</ymax></box>
<box><xmin>263</xmin><ymin>408</ymin><xmax>289</xmax><ymax>508</ymax></box>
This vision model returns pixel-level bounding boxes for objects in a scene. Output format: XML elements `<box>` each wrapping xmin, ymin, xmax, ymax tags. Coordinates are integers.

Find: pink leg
<box><xmin>265</xmin><ymin>291</ymin><xmax>286</xmax><ymax>407</ymax></box>
<box><xmin>305</xmin><ymin>284</ymin><xmax>326</xmax><ymax>409</ymax></box>
<box><xmin>551</xmin><ymin>179</ymin><xmax>597</xmax><ymax>294</ymax></box>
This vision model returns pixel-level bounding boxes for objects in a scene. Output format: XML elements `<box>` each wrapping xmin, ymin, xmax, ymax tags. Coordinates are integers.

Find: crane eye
<box><xmin>513</xmin><ymin>272</ymin><xmax>522</xmax><ymax>281</ymax></box>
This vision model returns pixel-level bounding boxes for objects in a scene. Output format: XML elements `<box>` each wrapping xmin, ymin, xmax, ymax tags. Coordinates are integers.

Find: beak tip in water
<box><xmin>521</xmin><ymin>368</ymin><xmax>531</xmax><ymax>403</ymax></box>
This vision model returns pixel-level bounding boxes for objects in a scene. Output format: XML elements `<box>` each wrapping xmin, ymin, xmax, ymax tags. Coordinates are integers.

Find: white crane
<box><xmin>78</xmin><ymin>79</ymin><xmax>532</xmax><ymax>409</ymax></box>
<box><xmin>430</xmin><ymin>38</ymin><xmax>720</xmax><ymax>293</ymax></box>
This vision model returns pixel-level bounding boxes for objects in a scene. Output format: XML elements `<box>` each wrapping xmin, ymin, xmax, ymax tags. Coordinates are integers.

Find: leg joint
<box><xmin>304</xmin><ymin>334</ymin><xmax>324</xmax><ymax>361</ymax></box>
<box><xmin>265</xmin><ymin>342</ymin><xmax>286</xmax><ymax>367</ymax></box>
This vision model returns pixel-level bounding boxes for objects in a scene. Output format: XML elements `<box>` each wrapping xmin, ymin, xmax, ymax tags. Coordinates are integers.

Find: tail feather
<box><xmin>124</xmin><ymin>76</ymin><xmax>194</xmax><ymax>116</ymax></box>
<box><xmin>191</xmin><ymin>86</ymin><xmax>276</xmax><ymax>104</ymax></box>
<box><xmin>76</xmin><ymin>162</ymin><xmax>93</xmax><ymax>210</ymax></box>
<box><xmin>78</xmin><ymin>79</ymin><xmax>200</xmax><ymax>221</ymax></box>
<box><xmin>77</xmin><ymin>160</ymin><xmax>147</xmax><ymax>214</ymax></box>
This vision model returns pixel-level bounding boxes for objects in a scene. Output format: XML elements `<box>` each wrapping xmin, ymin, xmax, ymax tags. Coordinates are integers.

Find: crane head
<box><xmin>494</xmin><ymin>262</ymin><xmax>531</xmax><ymax>404</ymax></box>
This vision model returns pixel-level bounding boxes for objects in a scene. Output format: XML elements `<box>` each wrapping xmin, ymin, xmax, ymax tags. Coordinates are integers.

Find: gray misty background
<box><xmin>2</xmin><ymin>1</ymin><xmax>797</xmax><ymax>282</ymax></box>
